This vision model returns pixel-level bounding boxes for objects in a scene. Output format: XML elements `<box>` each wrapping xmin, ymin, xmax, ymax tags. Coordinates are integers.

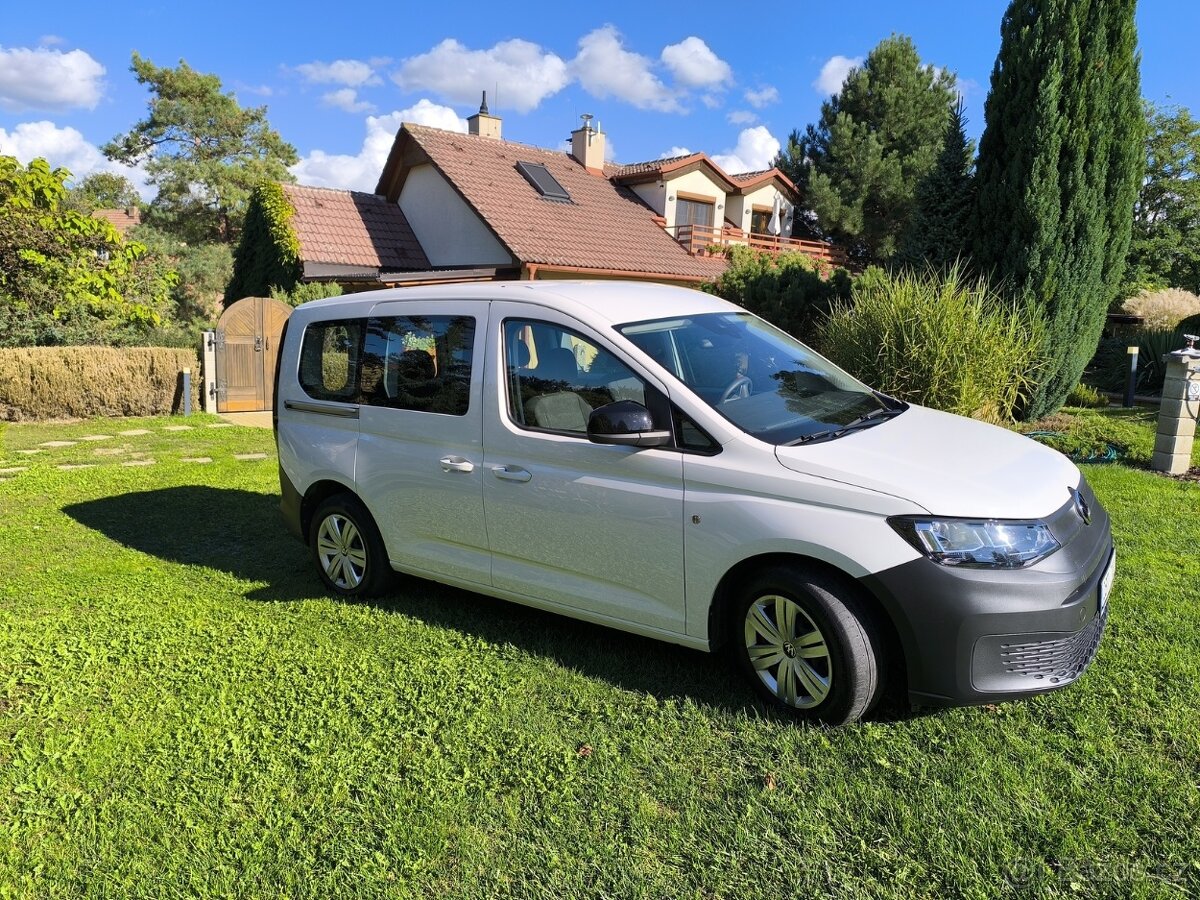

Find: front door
<box><xmin>482</xmin><ymin>303</ymin><xmax>686</xmax><ymax>634</ymax></box>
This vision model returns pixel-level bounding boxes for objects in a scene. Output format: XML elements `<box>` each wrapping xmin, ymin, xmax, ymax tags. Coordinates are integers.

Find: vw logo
<box><xmin>1069</xmin><ymin>487</ymin><xmax>1091</xmax><ymax>525</ymax></box>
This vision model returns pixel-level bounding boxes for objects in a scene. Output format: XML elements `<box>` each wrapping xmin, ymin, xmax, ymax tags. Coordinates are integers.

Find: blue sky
<box><xmin>1</xmin><ymin>0</ymin><xmax>1194</xmax><ymax>196</ymax></box>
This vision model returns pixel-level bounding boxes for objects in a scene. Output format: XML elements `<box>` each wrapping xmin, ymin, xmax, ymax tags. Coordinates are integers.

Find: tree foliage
<box><xmin>897</xmin><ymin>99</ymin><xmax>975</xmax><ymax>269</ymax></box>
<box><xmin>785</xmin><ymin>35</ymin><xmax>957</xmax><ymax>262</ymax></box>
<box><xmin>0</xmin><ymin>156</ymin><xmax>176</xmax><ymax>347</ymax></box>
<box><xmin>704</xmin><ymin>245</ymin><xmax>851</xmax><ymax>339</ymax></box>
<box><xmin>1124</xmin><ymin>103</ymin><xmax>1200</xmax><ymax>294</ymax></box>
<box><xmin>103</xmin><ymin>53</ymin><xmax>298</xmax><ymax>245</ymax></box>
<box><xmin>972</xmin><ymin>0</ymin><xmax>1142</xmax><ymax>419</ymax></box>
<box><xmin>225</xmin><ymin>182</ymin><xmax>302</xmax><ymax>304</ymax></box>
<box><xmin>65</xmin><ymin>172</ymin><xmax>142</xmax><ymax>214</ymax></box>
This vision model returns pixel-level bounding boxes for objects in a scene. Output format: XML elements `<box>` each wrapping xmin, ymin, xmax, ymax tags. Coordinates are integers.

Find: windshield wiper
<box><xmin>786</xmin><ymin>405</ymin><xmax>906</xmax><ymax>446</ymax></box>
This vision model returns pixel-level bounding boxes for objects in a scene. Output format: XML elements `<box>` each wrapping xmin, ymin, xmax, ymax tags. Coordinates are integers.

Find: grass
<box><xmin>1</xmin><ymin>413</ymin><xmax>1198</xmax><ymax>899</ymax></box>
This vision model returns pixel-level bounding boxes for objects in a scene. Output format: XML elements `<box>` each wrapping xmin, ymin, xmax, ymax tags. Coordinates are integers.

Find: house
<box><xmin>263</xmin><ymin>96</ymin><xmax>844</xmax><ymax>295</ymax></box>
<box><xmin>92</xmin><ymin>206</ymin><xmax>142</xmax><ymax>237</ymax></box>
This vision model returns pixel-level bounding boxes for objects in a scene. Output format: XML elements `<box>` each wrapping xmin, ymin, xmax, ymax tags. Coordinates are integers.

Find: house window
<box><xmin>675</xmin><ymin>196</ymin><xmax>715</xmax><ymax>230</ymax></box>
<box><xmin>751</xmin><ymin>207</ymin><xmax>774</xmax><ymax>235</ymax></box>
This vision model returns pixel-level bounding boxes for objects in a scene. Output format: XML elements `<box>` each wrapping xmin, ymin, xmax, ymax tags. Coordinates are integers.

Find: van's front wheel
<box><xmin>732</xmin><ymin>565</ymin><xmax>884</xmax><ymax>725</ymax></box>
<box><xmin>310</xmin><ymin>494</ymin><xmax>392</xmax><ymax>598</ymax></box>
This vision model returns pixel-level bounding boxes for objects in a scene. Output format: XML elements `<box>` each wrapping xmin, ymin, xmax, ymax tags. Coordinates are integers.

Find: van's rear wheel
<box><xmin>732</xmin><ymin>565</ymin><xmax>884</xmax><ymax>725</ymax></box>
<box><xmin>310</xmin><ymin>494</ymin><xmax>392</xmax><ymax>598</ymax></box>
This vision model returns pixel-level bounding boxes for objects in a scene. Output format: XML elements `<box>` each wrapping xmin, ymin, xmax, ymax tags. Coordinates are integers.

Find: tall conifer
<box><xmin>972</xmin><ymin>0</ymin><xmax>1142</xmax><ymax>419</ymax></box>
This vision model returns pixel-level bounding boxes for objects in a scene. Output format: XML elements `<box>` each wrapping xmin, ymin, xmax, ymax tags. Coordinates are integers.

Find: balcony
<box><xmin>663</xmin><ymin>221</ymin><xmax>849</xmax><ymax>268</ymax></box>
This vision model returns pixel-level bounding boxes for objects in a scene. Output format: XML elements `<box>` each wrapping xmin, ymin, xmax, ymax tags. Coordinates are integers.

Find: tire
<box><xmin>731</xmin><ymin>564</ymin><xmax>885</xmax><ymax>725</ymax></box>
<box><xmin>309</xmin><ymin>493</ymin><xmax>393</xmax><ymax>599</ymax></box>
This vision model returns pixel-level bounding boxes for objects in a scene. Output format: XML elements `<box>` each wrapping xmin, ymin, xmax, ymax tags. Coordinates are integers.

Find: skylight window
<box><xmin>516</xmin><ymin>161</ymin><xmax>571</xmax><ymax>202</ymax></box>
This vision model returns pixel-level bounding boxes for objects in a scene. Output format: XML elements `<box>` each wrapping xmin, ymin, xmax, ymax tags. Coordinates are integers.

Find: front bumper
<box><xmin>860</xmin><ymin>477</ymin><xmax>1114</xmax><ymax>707</ymax></box>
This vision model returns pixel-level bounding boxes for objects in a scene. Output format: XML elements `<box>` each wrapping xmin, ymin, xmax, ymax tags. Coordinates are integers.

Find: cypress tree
<box><xmin>898</xmin><ymin>98</ymin><xmax>975</xmax><ymax>269</ymax></box>
<box><xmin>972</xmin><ymin>0</ymin><xmax>1142</xmax><ymax>420</ymax></box>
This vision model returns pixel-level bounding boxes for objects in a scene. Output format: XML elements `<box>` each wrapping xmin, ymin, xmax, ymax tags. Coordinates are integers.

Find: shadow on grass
<box><xmin>63</xmin><ymin>486</ymin><xmax>796</xmax><ymax>718</ymax></box>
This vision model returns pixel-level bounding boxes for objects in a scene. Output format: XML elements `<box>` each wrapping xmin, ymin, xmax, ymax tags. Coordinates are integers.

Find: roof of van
<box><xmin>296</xmin><ymin>280</ymin><xmax>738</xmax><ymax>327</ymax></box>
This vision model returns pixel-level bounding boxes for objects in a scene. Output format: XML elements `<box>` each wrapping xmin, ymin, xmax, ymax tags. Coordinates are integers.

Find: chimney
<box><xmin>570</xmin><ymin>114</ymin><xmax>606</xmax><ymax>172</ymax></box>
<box><xmin>467</xmin><ymin>91</ymin><xmax>502</xmax><ymax>140</ymax></box>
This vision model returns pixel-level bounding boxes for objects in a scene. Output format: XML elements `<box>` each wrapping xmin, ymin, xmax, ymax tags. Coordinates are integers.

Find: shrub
<box><xmin>705</xmin><ymin>246</ymin><xmax>851</xmax><ymax>339</ymax></box>
<box><xmin>0</xmin><ymin>346</ymin><xmax>200</xmax><ymax>421</ymax></box>
<box><xmin>1120</xmin><ymin>287</ymin><xmax>1200</xmax><ymax>330</ymax></box>
<box><xmin>819</xmin><ymin>265</ymin><xmax>1043</xmax><ymax>422</ymax></box>
<box><xmin>270</xmin><ymin>281</ymin><xmax>343</xmax><ymax>307</ymax></box>
<box><xmin>1065</xmin><ymin>382</ymin><xmax>1109</xmax><ymax>408</ymax></box>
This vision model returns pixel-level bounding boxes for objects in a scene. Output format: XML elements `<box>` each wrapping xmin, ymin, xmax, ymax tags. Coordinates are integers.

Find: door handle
<box><xmin>490</xmin><ymin>464</ymin><xmax>532</xmax><ymax>483</ymax></box>
<box><xmin>439</xmin><ymin>456</ymin><xmax>475</xmax><ymax>474</ymax></box>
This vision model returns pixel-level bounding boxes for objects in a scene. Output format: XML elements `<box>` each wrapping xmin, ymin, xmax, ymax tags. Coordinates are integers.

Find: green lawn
<box><xmin>0</xmin><ymin>414</ymin><xmax>1198</xmax><ymax>899</ymax></box>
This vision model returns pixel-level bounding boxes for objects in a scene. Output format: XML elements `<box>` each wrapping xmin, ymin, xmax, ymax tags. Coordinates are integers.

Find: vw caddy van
<box><xmin>274</xmin><ymin>281</ymin><xmax>1114</xmax><ymax>724</ymax></box>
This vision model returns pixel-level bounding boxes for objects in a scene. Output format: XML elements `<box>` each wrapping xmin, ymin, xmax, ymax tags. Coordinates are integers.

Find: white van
<box><xmin>274</xmin><ymin>281</ymin><xmax>1114</xmax><ymax>724</ymax></box>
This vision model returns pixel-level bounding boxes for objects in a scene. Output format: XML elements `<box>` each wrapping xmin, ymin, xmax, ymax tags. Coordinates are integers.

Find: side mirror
<box><xmin>587</xmin><ymin>400</ymin><xmax>671</xmax><ymax>448</ymax></box>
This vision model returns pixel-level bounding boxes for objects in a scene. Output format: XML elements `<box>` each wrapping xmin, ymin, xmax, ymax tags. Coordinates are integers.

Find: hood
<box><xmin>774</xmin><ymin>404</ymin><xmax>1080</xmax><ymax>519</ymax></box>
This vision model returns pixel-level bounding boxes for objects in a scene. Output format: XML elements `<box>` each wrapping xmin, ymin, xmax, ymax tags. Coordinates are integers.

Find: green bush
<box><xmin>0</xmin><ymin>346</ymin><xmax>200</xmax><ymax>420</ymax></box>
<box><xmin>705</xmin><ymin>246</ymin><xmax>851</xmax><ymax>340</ymax></box>
<box><xmin>1065</xmin><ymin>382</ymin><xmax>1110</xmax><ymax>408</ymax></box>
<box><xmin>270</xmin><ymin>281</ymin><xmax>343</xmax><ymax>307</ymax></box>
<box><xmin>819</xmin><ymin>265</ymin><xmax>1043</xmax><ymax>422</ymax></box>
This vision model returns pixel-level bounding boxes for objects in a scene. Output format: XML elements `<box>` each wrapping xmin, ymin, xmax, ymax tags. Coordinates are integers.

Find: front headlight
<box><xmin>887</xmin><ymin>516</ymin><xmax>1060</xmax><ymax>569</ymax></box>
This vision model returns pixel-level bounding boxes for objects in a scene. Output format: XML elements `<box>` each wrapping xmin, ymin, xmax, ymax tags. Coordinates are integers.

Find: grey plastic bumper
<box><xmin>859</xmin><ymin>476</ymin><xmax>1114</xmax><ymax>707</ymax></box>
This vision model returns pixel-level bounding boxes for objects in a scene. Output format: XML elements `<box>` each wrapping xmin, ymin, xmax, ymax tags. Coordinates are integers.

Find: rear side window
<box><xmin>299</xmin><ymin>320</ymin><xmax>363</xmax><ymax>402</ymax></box>
<box><xmin>360</xmin><ymin>315</ymin><xmax>476</xmax><ymax>416</ymax></box>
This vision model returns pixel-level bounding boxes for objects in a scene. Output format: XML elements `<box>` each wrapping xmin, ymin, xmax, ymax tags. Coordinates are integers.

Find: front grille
<box><xmin>997</xmin><ymin>605</ymin><xmax>1108</xmax><ymax>683</ymax></box>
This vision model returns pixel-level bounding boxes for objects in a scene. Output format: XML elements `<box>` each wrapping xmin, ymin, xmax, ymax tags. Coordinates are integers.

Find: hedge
<box><xmin>0</xmin><ymin>346</ymin><xmax>201</xmax><ymax>421</ymax></box>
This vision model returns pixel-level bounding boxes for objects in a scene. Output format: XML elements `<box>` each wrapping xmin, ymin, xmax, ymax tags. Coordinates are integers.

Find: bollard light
<box><xmin>182</xmin><ymin>367</ymin><xmax>192</xmax><ymax>417</ymax></box>
<box><xmin>1124</xmin><ymin>346</ymin><xmax>1138</xmax><ymax>408</ymax></box>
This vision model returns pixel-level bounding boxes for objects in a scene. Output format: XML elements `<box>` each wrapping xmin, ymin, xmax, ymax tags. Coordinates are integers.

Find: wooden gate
<box><xmin>215</xmin><ymin>296</ymin><xmax>293</xmax><ymax>412</ymax></box>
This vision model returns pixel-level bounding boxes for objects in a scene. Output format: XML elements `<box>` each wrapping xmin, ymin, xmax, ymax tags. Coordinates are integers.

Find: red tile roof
<box><xmin>282</xmin><ymin>184</ymin><xmax>428</xmax><ymax>271</ymax></box>
<box><xmin>379</xmin><ymin>126</ymin><xmax>727</xmax><ymax>281</ymax></box>
<box><xmin>92</xmin><ymin>207</ymin><xmax>141</xmax><ymax>236</ymax></box>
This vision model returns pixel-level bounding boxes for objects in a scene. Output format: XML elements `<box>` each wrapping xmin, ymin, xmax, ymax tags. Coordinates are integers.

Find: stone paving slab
<box><xmin>162</xmin><ymin>425</ymin><xmax>193</xmax><ymax>432</ymax></box>
<box><xmin>181</xmin><ymin>457</ymin><xmax>213</xmax><ymax>463</ymax></box>
<box><xmin>57</xmin><ymin>464</ymin><xmax>95</xmax><ymax>470</ymax></box>
<box><xmin>122</xmin><ymin>459</ymin><xmax>156</xmax><ymax>467</ymax></box>
<box><xmin>40</xmin><ymin>440</ymin><xmax>77</xmax><ymax>447</ymax></box>
<box><xmin>0</xmin><ymin>467</ymin><xmax>27</xmax><ymax>475</ymax></box>
<box><xmin>207</xmin><ymin>423</ymin><xmax>234</xmax><ymax>428</ymax></box>
<box><xmin>93</xmin><ymin>448</ymin><xmax>126</xmax><ymax>456</ymax></box>
<box><xmin>119</xmin><ymin>429</ymin><xmax>151</xmax><ymax>436</ymax></box>
<box><xmin>16</xmin><ymin>449</ymin><xmax>43</xmax><ymax>455</ymax></box>
<box><xmin>233</xmin><ymin>453</ymin><xmax>269</xmax><ymax>461</ymax></box>
<box><xmin>79</xmin><ymin>434</ymin><xmax>112</xmax><ymax>441</ymax></box>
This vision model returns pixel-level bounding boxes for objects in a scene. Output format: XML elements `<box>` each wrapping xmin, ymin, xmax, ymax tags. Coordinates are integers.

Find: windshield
<box><xmin>618</xmin><ymin>312</ymin><xmax>903</xmax><ymax>445</ymax></box>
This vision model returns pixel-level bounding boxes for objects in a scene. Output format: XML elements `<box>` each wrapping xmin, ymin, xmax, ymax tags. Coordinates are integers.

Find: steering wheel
<box><xmin>721</xmin><ymin>375</ymin><xmax>752</xmax><ymax>403</ymax></box>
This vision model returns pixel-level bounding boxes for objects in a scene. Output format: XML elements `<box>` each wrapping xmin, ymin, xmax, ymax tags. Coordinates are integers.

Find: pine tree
<box><xmin>972</xmin><ymin>0</ymin><xmax>1142</xmax><ymax>419</ymax></box>
<box><xmin>793</xmin><ymin>35</ymin><xmax>958</xmax><ymax>262</ymax></box>
<box><xmin>897</xmin><ymin>99</ymin><xmax>975</xmax><ymax>269</ymax></box>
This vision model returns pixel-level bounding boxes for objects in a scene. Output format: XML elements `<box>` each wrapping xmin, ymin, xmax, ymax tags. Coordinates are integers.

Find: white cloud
<box><xmin>744</xmin><ymin>85</ymin><xmax>779</xmax><ymax>108</ymax></box>
<box><xmin>294</xmin><ymin>58</ymin><xmax>380</xmax><ymax>87</ymax></box>
<box><xmin>323</xmin><ymin>88</ymin><xmax>374</xmax><ymax>114</ymax></box>
<box><xmin>291</xmin><ymin>100</ymin><xmax>467</xmax><ymax>191</ymax></box>
<box><xmin>711</xmin><ymin>126</ymin><xmax>780</xmax><ymax>174</ymax></box>
<box><xmin>0</xmin><ymin>120</ymin><xmax>150</xmax><ymax>197</ymax></box>
<box><xmin>38</xmin><ymin>35</ymin><xmax>65</xmax><ymax>47</ymax></box>
<box><xmin>661</xmin><ymin>37</ymin><xmax>731</xmax><ymax>88</ymax></box>
<box><xmin>727</xmin><ymin>109</ymin><xmax>756</xmax><ymax>125</ymax></box>
<box><xmin>661</xmin><ymin>146</ymin><xmax>692</xmax><ymax>159</ymax></box>
<box><xmin>0</xmin><ymin>46</ymin><xmax>105</xmax><ymax>112</ymax></box>
<box><xmin>813</xmin><ymin>55</ymin><xmax>862</xmax><ymax>95</ymax></box>
<box><xmin>571</xmin><ymin>26</ymin><xmax>679</xmax><ymax>113</ymax></box>
<box><xmin>393</xmin><ymin>38</ymin><xmax>568</xmax><ymax>113</ymax></box>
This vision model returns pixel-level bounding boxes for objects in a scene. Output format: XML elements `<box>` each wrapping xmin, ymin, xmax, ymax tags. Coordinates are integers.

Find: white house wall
<box><xmin>398</xmin><ymin>164</ymin><xmax>513</xmax><ymax>267</ymax></box>
<box><xmin>733</xmin><ymin>183</ymin><xmax>794</xmax><ymax>235</ymax></box>
<box><xmin>630</xmin><ymin>182</ymin><xmax>667</xmax><ymax>218</ymax></box>
<box><xmin>661</xmin><ymin>170</ymin><xmax>728</xmax><ymax>230</ymax></box>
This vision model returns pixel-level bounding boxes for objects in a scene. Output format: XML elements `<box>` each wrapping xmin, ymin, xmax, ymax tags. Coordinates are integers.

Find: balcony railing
<box><xmin>666</xmin><ymin>222</ymin><xmax>849</xmax><ymax>267</ymax></box>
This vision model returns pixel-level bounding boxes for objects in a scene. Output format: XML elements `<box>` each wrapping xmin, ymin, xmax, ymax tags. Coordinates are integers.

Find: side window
<box><xmin>299</xmin><ymin>320</ymin><xmax>363</xmax><ymax>402</ymax></box>
<box><xmin>360</xmin><ymin>315</ymin><xmax>476</xmax><ymax>415</ymax></box>
<box><xmin>673</xmin><ymin>406</ymin><xmax>720</xmax><ymax>454</ymax></box>
<box><xmin>504</xmin><ymin>319</ymin><xmax>647</xmax><ymax>435</ymax></box>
